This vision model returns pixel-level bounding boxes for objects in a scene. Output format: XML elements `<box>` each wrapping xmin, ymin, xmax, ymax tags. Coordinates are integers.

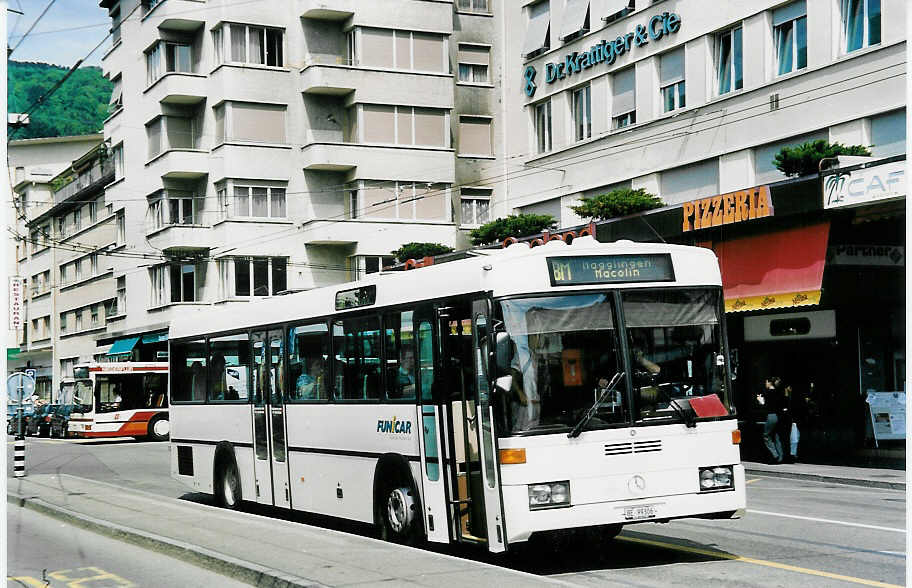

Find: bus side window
<box><xmin>209</xmin><ymin>334</ymin><xmax>251</xmax><ymax>402</ymax></box>
<box><xmin>172</xmin><ymin>339</ymin><xmax>207</xmax><ymax>402</ymax></box>
<box><xmin>288</xmin><ymin>323</ymin><xmax>329</xmax><ymax>402</ymax></box>
<box><xmin>333</xmin><ymin>316</ymin><xmax>381</xmax><ymax>401</ymax></box>
<box><xmin>417</xmin><ymin>320</ymin><xmax>435</xmax><ymax>403</ymax></box>
<box><xmin>384</xmin><ymin>310</ymin><xmax>415</xmax><ymax>401</ymax></box>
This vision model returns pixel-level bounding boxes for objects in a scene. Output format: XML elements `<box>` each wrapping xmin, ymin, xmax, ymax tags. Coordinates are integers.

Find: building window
<box><xmin>90</xmin><ymin>304</ymin><xmax>99</xmax><ymax>327</ymax></box>
<box><xmin>774</xmin><ymin>2</ymin><xmax>807</xmax><ymax>75</ymax></box>
<box><xmin>60</xmin><ymin>313</ymin><xmax>68</xmax><ymax>334</ymax></box>
<box><xmin>352</xmin><ymin>181</ymin><xmax>449</xmax><ymax>221</ymax></box>
<box><xmin>214</xmin><ymin>101</ymin><xmax>286</xmax><ymax>145</ymax></box>
<box><xmin>716</xmin><ymin>26</ymin><xmax>743</xmax><ymax>94</ymax></box>
<box><xmin>571</xmin><ymin>84</ymin><xmax>591</xmax><ymax>141</ymax></box>
<box><xmin>841</xmin><ymin>0</ymin><xmax>880</xmax><ymax>53</ymax></box>
<box><xmin>603</xmin><ymin>0</ymin><xmax>634</xmax><ymax>25</ymax></box>
<box><xmin>523</xmin><ymin>1</ymin><xmax>551</xmax><ymax>58</ymax></box>
<box><xmin>457</xmin><ymin>44</ymin><xmax>490</xmax><ymax>83</ymax></box>
<box><xmin>117</xmin><ymin>213</ymin><xmax>125</xmax><ymax>244</ymax></box>
<box><xmin>110</xmin><ymin>6</ymin><xmax>121</xmax><ymax>45</ymax></box>
<box><xmin>112</xmin><ymin>143</ymin><xmax>124</xmax><ymax>180</ymax></box>
<box><xmin>660</xmin><ymin>47</ymin><xmax>685</xmax><ymax>113</ymax></box>
<box><xmin>357</xmin><ymin>28</ymin><xmax>446</xmax><ymax>72</ymax></box>
<box><xmin>460</xmin><ymin>188</ymin><xmax>491</xmax><ymax>226</ymax></box>
<box><xmin>457</xmin><ymin>0</ymin><xmax>490</xmax><ymax>13</ymax></box>
<box><xmin>109</xmin><ymin>75</ymin><xmax>123</xmax><ymax>114</ymax></box>
<box><xmin>214</xmin><ymin>23</ymin><xmax>284</xmax><ymax>67</ymax></box>
<box><xmin>458</xmin><ymin>116</ymin><xmax>493</xmax><ymax>157</ymax></box>
<box><xmin>351</xmin><ymin>255</ymin><xmax>396</xmax><ymax>280</ymax></box>
<box><xmin>359</xmin><ymin>105</ymin><xmax>447</xmax><ymax>147</ymax></box>
<box><xmin>75</xmin><ymin>310</ymin><xmax>83</xmax><ymax>332</ymax></box>
<box><xmin>149</xmin><ymin>190</ymin><xmax>202</xmax><ymax>229</ymax></box>
<box><xmin>870</xmin><ymin>109</ymin><xmax>906</xmax><ymax>157</ymax></box>
<box><xmin>74</xmin><ymin>208</ymin><xmax>82</xmax><ymax>232</ymax></box>
<box><xmin>659</xmin><ymin>159</ymin><xmax>720</xmax><ymax>205</ymax></box>
<box><xmin>611</xmin><ymin>67</ymin><xmax>636</xmax><ymax>128</ymax></box>
<box><xmin>227</xmin><ymin>257</ymin><xmax>287</xmax><ymax>297</ymax></box>
<box><xmin>231</xmin><ymin>186</ymin><xmax>286</xmax><ymax>218</ymax></box>
<box><xmin>146</xmin><ymin>41</ymin><xmax>192</xmax><ymax>86</ymax></box>
<box><xmin>534</xmin><ymin>99</ymin><xmax>552</xmax><ymax>153</ymax></box>
<box><xmin>115</xmin><ymin>276</ymin><xmax>126</xmax><ymax>315</ymax></box>
<box><xmin>60</xmin><ymin>265</ymin><xmax>69</xmax><ymax>286</ymax></box>
<box><xmin>88</xmin><ymin>200</ymin><xmax>97</xmax><ymax>224</ymax></box>
<box><xmin>559</xmin><ymin>0</ymin><xmax>590</xmax><ymax>43</ymax></box>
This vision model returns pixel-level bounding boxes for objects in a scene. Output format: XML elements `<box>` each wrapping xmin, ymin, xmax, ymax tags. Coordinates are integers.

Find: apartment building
<box><xmin>501</xmin><ymin>0</ymin><xmax>906</xmax><ymax>456</ymax></box>
<box><xmin>84</xmin><ymin>0</ymin><xmax>503</xmax><ymax>363</ymax></box>
<box><xmin>9</xmin><ymin>135</ymin><xmax>106</xmax><ymax>402</ymax></box>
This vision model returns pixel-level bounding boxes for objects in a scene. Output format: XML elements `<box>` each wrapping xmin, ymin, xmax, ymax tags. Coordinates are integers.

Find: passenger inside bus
<box><xmin>396</xmin><ymin>347</ymin><xmax>416</xmax><ymax>398</ymax></box>
<box><xmin>210</xmin><ymin>353</ymin><xmax>228</xmax><ymax>400</ymax></box>
<box><xmin>296</xmin><ymin>357</ymin><xmax>325</xmax><ymax>399</ymax></box>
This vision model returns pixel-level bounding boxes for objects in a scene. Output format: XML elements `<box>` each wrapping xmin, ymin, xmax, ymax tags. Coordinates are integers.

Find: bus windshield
<box><xmin>73</xmin><ymin>380</ymin><xmax>94</xmax><ymax>413</ymax></box>
<box><xmin>499</xmin><ymin>294</ymin><xmax>626</xmax><ymax>435</ymax></box>
<box><xmin>498</xmin><ymin>288</ymin><xmax>729</xmax><ymax>435</ymax></box>
<box><xmin>622</xmin><ymin>288</ymin><xmax>728</xmax><ymax>424</ymax></box>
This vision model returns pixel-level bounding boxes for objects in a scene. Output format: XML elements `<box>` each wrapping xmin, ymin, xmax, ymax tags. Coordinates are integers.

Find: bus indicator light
<box><xmin>731</xmin><ymin>430</ymin><xmax>741</xmax><ymax>445</ymax></box>
<box><xmin>499</xmin><ymin>448</ymin><xmax>526</xmax><ymax>464</ymax></box>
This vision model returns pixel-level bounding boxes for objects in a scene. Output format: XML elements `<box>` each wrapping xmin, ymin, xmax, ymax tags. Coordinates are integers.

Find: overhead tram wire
<box><xmin>7</xmin><ymin>0</ymin><xmax>58</xmax><ymax>57</ymax></box>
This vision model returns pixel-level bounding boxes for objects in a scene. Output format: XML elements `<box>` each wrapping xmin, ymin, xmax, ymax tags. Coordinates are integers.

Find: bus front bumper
<box><xmin>501</xmin><ymin>464</ymin><xmax>746</xmax><ymax>544</ymax></box>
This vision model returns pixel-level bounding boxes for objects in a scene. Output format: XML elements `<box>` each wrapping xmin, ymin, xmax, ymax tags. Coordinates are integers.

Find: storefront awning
<box><xmin>141</xmin><ymin>332</ymin><xmax>168</xmax><ymax>344</ymax></box>
<box><xmin>107</xmin><ymin>336</ymin><xmax>140</xmax><ymax>356</ymax></box>
<box><xmin>713</xmin><ymin>221</ymin><xmax>830</xmax><ymax>313</ymax></box>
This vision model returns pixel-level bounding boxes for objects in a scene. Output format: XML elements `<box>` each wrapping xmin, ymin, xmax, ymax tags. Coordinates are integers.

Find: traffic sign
<box><xmin>7</xmin><ymin>372</ymin><xmax>36</xmax><ymax>403</ymax></box>
<box><xmin>24</xmin><ymin>368</ymin><xmax>36</xmax><ymax>380</ymax></box>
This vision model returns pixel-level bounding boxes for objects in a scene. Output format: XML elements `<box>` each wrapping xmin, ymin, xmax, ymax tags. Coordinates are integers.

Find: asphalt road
<box><xmin>6</xmin><ymin>436</ymin><xmax>907</xmax><ymax>587</ymax></box>
<box><xmin>6</xmin><ymin>507</ymin><xmax>252</xmax><ymax>588</ymax></box>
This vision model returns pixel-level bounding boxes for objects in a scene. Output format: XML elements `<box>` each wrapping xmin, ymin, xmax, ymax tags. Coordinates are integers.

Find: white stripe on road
<box><xmin>748</xmin><ymin>509</ymin><xmax>905</xmax><ymax>534</ymax></box>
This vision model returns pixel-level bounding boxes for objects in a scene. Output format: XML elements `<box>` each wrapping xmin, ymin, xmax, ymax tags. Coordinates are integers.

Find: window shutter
<box><xmin>522</xmin><ymin>2</ymin><xmax>551</xmax><ymax>57</ymax></box>
<box><xmin>559</xmin><ymin>0</ymin><xmax>590</xmax><ymax>40</ymax></box>
<box><xmin>660</xmin><ymin>47</ymin><xmax>685</xmax><ymax>86</ymax></box>
<box><xmin>612</xmin><ymin>67</ymin><xmax>636</xmax><ymax>115</ymax></box>
<box><xmin>773</xmin><ymin>0</ymin><xmax>806</xmax><ymax>26</ymax></box>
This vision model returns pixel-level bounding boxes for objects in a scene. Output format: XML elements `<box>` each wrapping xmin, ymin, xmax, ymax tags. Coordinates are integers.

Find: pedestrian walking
<box><xmin>778</xmin><ymin>383</ymin><xmax>795</xmax><ymax>463</ymax></box>
<box><xmin>757</xmin><ymin>376</ymin><xmax>783</xmax><ymax>464</ymax></box>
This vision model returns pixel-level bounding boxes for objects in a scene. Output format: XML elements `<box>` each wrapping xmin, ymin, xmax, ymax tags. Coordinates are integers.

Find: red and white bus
<box><xmin>68</xmin><ymin>362</ymin><xmax>170</xmax><ymax>441</ymax></box>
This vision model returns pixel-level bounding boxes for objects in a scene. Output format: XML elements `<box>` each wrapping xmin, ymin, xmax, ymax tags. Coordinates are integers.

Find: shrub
<box><xmin>469</xmin><ymin>214</ymin><xmax>556</xmax><ymax>246</ymax></box>
<box><xmin>391</xmin><ymin>242</ymin><xmax>454</xmax><ymax>262</ymax></box>
<box><xmin>773</xmin><ymin>140</ymin><xmax>871</xmax><ymax>177</ymax></box>
<box><xmin>570</xmin><ymin>188</ymin><xmax>664</xmax><ymax>220</ymax></box>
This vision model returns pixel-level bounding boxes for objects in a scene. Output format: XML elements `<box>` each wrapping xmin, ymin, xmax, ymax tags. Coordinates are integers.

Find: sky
<box><xmin>8</xmin><ymin>0</ymin><xmax>112</xmax><ymax>67</ymax></box>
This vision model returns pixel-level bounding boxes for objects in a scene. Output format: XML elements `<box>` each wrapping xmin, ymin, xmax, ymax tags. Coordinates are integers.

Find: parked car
<box><xmin>7</xmin><ymin>403</ymin><xmax>35</xmax><ymax>435</ymax></box>
<box><xmin>26</xmin><ymin>404</ymin><xmax>56</xmax><ymax>437</ymax></box>
<box><xmin>49</xmin><ymin>404</ymin><xmax>78</xmax><ymax>439</ymax></box>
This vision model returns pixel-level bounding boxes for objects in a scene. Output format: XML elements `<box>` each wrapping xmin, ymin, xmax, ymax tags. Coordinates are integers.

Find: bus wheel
<box><xmin>148</xmin><ymin>415</ymin><xmax>170</xmax><ymax>442</ymax></box>
<box><xmin>379</xmin><ymin>480</ymin><xmax>419</xmax><ymax>544</ymax></box>
<box><xmin>215</xmin><ymin>461</ymin><xmax>241</xmax><ymax>510</ymax></box>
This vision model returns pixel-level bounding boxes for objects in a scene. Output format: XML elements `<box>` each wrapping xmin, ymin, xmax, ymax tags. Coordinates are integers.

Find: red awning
<box><xmin>713</xmin><ymin>222</ymin><xmax>830</xmax><ymax>312</ymax></box>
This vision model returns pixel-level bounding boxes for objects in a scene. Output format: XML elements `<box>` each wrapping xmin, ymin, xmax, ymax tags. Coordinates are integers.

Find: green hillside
<box><xmin>8</xmin><ymin>60</ymin><xmax>112</xmax><ymax>140</ymax></box>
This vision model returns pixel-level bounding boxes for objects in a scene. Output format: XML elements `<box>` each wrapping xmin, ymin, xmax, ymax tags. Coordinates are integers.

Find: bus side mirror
<box><xmin>495</xmin><ymin>332</ymin><xmax>512</xmax><ymax>376</ymax></box>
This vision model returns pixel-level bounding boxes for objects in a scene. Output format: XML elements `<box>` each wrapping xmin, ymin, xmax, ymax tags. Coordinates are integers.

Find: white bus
<box><xmin>169</xmin><ymin>237</ymin><xmax>745</xmax><ymax>552</ymax></box>
<box><xmin>69</xmin><ymin>362</ymin><xmax>170</xmax><ymax>441</ymax></box>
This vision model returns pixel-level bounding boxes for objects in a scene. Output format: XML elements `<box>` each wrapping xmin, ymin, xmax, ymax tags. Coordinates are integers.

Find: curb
<box><xmin>7</xmin><ymin>492</ymin><xmax>327</xmax><ymax>588</ymax></box>
<box><xmin>744</xmin><ymin>468</ymin><xmax>906</xmax><ymax>491</ymax></box>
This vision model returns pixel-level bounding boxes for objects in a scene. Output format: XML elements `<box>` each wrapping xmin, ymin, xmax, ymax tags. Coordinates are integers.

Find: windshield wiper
<box><xmin>654</xmin><ymin>383</ymin><xmax>696</xmax><ymax>428</ymax></box>
<box><xmin>568</xmin><ymin>372</ymin><xmax>624</xmax><ymax>439</ymax></box>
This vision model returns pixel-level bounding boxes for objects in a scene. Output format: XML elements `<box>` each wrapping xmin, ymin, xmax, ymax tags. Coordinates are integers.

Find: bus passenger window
<box><xmin>288</xmin><ymin>323</ymin><xmax>329</xmax><ymax>401</ymax></box>
<box><xmin>384</xmin><ymin>310</ymin><xmax>415</xmax><ymax>401</ymax></box>
<box><xmin>417</xmin><ymin>320</ymin><xmax>435</xmax><ymax>402</ymax></box>
<box><xmin>171</xmin><ymin>339</ymin><xmax>207</xmax><ymax>402</ymax></box>
<box><xmin>333</xmin><ymin>316</ymin><xmax>381</xmax><ymax>401</ymax></box>
<box><xmin>209</xmin><ymin>334</ymin><xmax>250</xmax><ymax>402</ymax></box>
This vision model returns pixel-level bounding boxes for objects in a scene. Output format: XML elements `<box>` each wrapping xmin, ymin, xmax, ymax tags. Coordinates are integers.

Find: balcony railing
<box><xmin>52</xmin><ymin>159</ymin><xmax>114</xmax><ymax>204</ymax></box>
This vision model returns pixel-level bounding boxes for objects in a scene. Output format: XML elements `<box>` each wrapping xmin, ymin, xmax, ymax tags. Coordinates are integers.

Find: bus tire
<box><xmin>214</xmin><ymin>455</ymin><xmax>242</xmax><ymax>510</ymax></box>
<box><xmin>375</xmin><ymin>465</ymin><xmax>421</xmax><ymax>545</ymax></box>
<box><xmin>147</xmin><ymin>415</ymin><xmax>170</xmax><ymax>442</ymax></box>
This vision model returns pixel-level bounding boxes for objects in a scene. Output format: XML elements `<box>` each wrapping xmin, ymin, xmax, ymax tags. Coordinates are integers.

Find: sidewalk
<box><xmin>742</xmin><ymin>460</ymin><xmax>907</xmax><ymax>490</ymax></box>
<box><xmin>8</xmin><ymin>474</ymin><xmax>570</xmax><ymax>588</ymax></box>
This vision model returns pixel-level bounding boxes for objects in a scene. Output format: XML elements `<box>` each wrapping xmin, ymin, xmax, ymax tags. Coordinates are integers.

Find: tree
<box><xmin>773</xmin><ymin>140</ymin><xmax>872</xmax><ymax>177</ymax></box>
<box><xmin>469</xmin><ymin>214</ymin><xmax>556</xmax><ymax>246</ymax></box>
<box><xmin>391</xmin><ymin>242</ymin><xmax>454</xmax><ymax>262</ymax></box>
<box><xmin>570</xmin><ymin>187</ymin><xmax>664</xmax><ymax>220</ymax></box>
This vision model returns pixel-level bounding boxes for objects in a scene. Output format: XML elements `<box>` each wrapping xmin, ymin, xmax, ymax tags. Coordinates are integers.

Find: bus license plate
<box><xmin>624</xmin><ymin>505</ymin><xmax>657</xmax><ymax>521</ymax></box>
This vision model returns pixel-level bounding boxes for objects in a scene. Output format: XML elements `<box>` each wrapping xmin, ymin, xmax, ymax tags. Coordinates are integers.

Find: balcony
<box><xmin>144</xmin><ymin>72</ymin><xmax>207</xmax><ymax>106</ymax></box>
<box><xmin>146</xmin><ymin>224</ymin><xmax>212</xmax><ymax>253</ymax></box>
<box><xmin>301</xmin><ymin>0</ymin><xmax>453</xmax><ymax>31</ymax></box>
<box><xmin>142</xmin><ymin>0</ymin><xmax>205</xmax><ymax>29</ymax></box>
<box><xmin>208</xmin><ymin>143</ymin><xmax>294</xmax><ymax>184</ymax></box>
<box><xmin>302</xmin><ymin>143</ymin><xmax>455</xmax><ymax>182</ymax></box>
<box><xmin>52</xmin><ymin>159</ymin><xmax>114</xmax><ymax>205</ymax></box>
<box><xmin>302</xmin><ymin>219</ymin><xmax>458</xmax><ymax>248</ymax></box>
<box><xmin>145</xmin><ymin>149</ymin><xmax>209</xmax><ymax>180</ymax></box>
<box><xmin>301</xmin><ymin>64</ymin><xmax>453</xmax><ymax>108</ymax></box>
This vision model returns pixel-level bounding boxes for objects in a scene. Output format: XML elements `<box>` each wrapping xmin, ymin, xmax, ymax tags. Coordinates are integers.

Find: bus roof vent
<box><xmin>571</xmin><ymin>235</ymin><xmax>598</xmax><ymax>247</ymax></box>
<box><xmin>543</xmin><ymin>238</ymin><xmax>567</xmax><ymax>248</ymax></box>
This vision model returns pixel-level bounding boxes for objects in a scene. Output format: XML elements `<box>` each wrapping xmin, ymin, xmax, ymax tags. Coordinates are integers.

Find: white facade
<box><xmin>501</xmin><ymin>0</ymin><xmax>906</xmax><ymax>223</ymax></box>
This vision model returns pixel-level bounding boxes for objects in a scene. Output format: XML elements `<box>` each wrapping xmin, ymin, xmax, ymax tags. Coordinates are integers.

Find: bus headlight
<box><xmin>528</xmin><ymin>481</ymin><xmax>571</xmax><ymax>509</ymax></box>
<box><xmin>698</xmin><ymin>466</ymin><xmax>734</xmax><ymax>491</ymax></box>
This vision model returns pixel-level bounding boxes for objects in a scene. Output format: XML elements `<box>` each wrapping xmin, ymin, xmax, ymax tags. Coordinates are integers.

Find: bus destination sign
<box><xmin>547</xmin><ymin>254</ymin><xmax>675</xmax><ymax>286</ymax></box>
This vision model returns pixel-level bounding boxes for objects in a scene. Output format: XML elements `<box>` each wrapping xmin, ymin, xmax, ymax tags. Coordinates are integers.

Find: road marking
<box><xmin>49</xmin><ymin>566</ymin><xmax>135</xmax><ymax>587</ymax></box>
<box><xmin>745</xmin><ymin>478</ymin><xmax>760</xmax><ymax>484</ymax></box>
<box><xmin>747</xmin><ymin>509</ymin><xmax>905</xmax><ymax>534</ymax></box>
<box><xmin>617</xmin><ymin>535</ymin><xmax>903</xmax><ymax>588</ymax></box>
<box><xmin>6</xmin><ymin>577</ymin><xmax>46</xmax><ymax>587</ymax></box>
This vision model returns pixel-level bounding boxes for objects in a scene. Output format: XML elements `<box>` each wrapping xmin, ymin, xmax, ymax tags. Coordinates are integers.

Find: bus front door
<box><xmin>252</xmin><ymin>329</ymin><xmax>291</xmax><ymax>508</ymax></box>
<box><xmin>438</xmin><ymin>301</ymin><xmax>505</xmax><ymax>551</ymax></box>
